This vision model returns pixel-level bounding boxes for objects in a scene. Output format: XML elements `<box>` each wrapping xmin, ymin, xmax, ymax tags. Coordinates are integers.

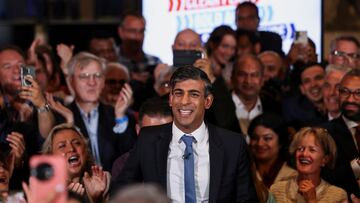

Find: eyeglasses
<box><xmin>77</xmin><ymin>72</ymin><xmax>104</xmax><ymax>81</ymax></box>
<box><xmin>339</xmin><ymin>87</ymin><xmax>360</xmax><ymax>100</ymax></box>
<box><xmin>106</xmin><ymin>79</ymin><xmax>126</xmax><ymax>86</ymax></box>
<box><xmin>332</xmin><ymin>50</ymin><xmax>360</xmax><ymax>60</ymax></box>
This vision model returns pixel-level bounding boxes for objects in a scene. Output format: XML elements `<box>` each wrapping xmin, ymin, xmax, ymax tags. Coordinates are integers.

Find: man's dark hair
<box><xmin>341</xmin><ymin>68</ymin><xmax>360</xmax><ymax>83</ymax></box>
<box><xmin>236</xmin><ymin>1</ymin><xmax>259</xmax><ymax>19</ymax></box>
<box><xmin>138</xmin><ymin>97</ymin><xmax>172</xmax><ymax>127</ymax></box>
<box><xmin>119</xmin><ymin>10</ymin><xmax>145</xmax><ymax>27</ymax></box>
<box><xmin>88</xmin><ymin>30</ymin><xmax>115</xmax><ymax>50</ymax></box>
<box><xmin>0</xmin><ymin>45</ymin><xmax>26</xmax><ymax>59</ymax></box>
<box><xmin>170</xmin><ymin>66</ymin><xmax>212</xmax><ymax>96</ymax></box>
<box><xmin>299</xmin><ymin>62</ymin><xmax>325</xmax><ymax>83</ymax></box>
<box><xmin>236</xmin><ymin>28</ymin><xmax>260</xmax><ymax>46</ymax></box>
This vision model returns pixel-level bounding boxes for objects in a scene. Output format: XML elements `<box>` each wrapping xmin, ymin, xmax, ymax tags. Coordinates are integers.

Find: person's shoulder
<box><xmin>138</xmin><ymin>123</ymin><xmax>172</xmax><ymax>140</ymax></box>
<box><xmin>207</xmin><ymin>123</ymin><xmax>246</xmax><ymax>143</ymax></box>
<box><xmin>269</xmin><ymin>179</ymin><xmax>290</xmax><ymax>195</ymax></box>
<box><xmin>321</xmin><ymin>180</ymin><xmax>348</xmax><ymax>201</ymax></box>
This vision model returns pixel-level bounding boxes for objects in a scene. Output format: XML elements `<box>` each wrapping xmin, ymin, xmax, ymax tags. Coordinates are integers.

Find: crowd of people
<box><xmin>1</xmin><ymin>1</ymin><xmax>360</xmax><ymax>203</ymax></box>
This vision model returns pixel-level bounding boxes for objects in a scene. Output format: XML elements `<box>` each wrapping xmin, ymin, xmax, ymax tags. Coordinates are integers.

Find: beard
<box><xmin>341</xmin><ymin>102</ymin><xmax>360</xmax><ymax>121</ymax></box>
<box><xmin>122</xmin><ymin>39</ymin><xmax>143</xmax><ymax>53</ymax></box>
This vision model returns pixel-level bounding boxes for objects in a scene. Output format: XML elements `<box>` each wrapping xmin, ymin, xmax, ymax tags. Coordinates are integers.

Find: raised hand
<box><xmin>56</xmin><ymin>43</ymin><xmax>74</xmax><ymax>76</ymax></box>
<box><xmin>19</xmin><ymin>76</ymin><xmax>46</xmax><ymax>109</ymax></box>
<box><xmin>6</xmin><ymin>132</ymin><xmax>25</xmax><ymax>163</ymax></box>
<box><xmin>298</xmin><ymin>179</ymin><xmax>317</xmax><ymax>203</ymax></box>
<box><xmin>83</xmin><ymin>165</ymin><xmax>107</xmax><ymax>202</ymax></box>
<box><xmin>46</xmin><ymin>93</ymin><xmax>74</xmax><ymax>124</ymax></box>
<box><xmin>115</xmin><ymin>83</ymin><xmax>133</xmax><ymax>119</ymax></box>
<box><xmin>68</xmin><ymin>182</ymin><xmax>85</xmax><ymax>196</ymax></box>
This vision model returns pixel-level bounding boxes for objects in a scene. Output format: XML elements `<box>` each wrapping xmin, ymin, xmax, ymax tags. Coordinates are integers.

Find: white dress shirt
<box><xmin>167</xmin><ymin>122</ymin><xmax>210</xmax><ymax>203</ymax></box>
<box><xmin>343</xmin><ymin>116</ymin><xmax>359</xmax><ymax>150</ymax></box>
<box><xmin>232</xmin><ymin>92</ymin><xmax>262</xmax><ymax>138</ymax></box>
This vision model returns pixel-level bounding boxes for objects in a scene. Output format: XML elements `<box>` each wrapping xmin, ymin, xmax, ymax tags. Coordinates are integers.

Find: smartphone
<box><xmin>173</xmin><ymin>50</ymin><xmax>204</xmax><ymax>67</ymax></box>
<box><xmin>29</xmin><ymin>155</ymin><xmax>67</xmax><ymax>203</ymax></box>
<box><xmin>294</xmin><ymin>31</ymin><xmax>308</xmax><ymax>46</ymax></box>
<box><xmin>20</xmin><ymin>65</ymin><xmax>35</xmax><ymax>87</ymax></box>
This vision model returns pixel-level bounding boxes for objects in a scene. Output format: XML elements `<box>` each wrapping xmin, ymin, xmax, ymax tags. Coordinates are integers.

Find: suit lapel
<box><xmin>208</xmin><ymin>124</ymin><xmax>224</xmax><ymax>202</ymax></box>
<box><xmin>69</xmin><ymin>102</ymin><xmax>89</xmax><ymax>138</ymax></box>
<box><xmin>156</xmin><ymin>123</ymin><xmax>172</xmax><ymax>189</ymax></box>
<box><xmin>337</xmin><ymin>117</ymin><xmax>360</xmax><ymax>158</ymax></box>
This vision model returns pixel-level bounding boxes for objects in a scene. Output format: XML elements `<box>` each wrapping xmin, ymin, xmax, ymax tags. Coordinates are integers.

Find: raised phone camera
<box><xmin>20</xmin><ymin>65</ymin><xmax>35</xmax><ymax>87</ymax></box>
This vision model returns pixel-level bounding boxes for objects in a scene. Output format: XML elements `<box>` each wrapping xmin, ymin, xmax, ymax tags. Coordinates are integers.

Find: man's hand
<box><xmin>46</xmin><ymin>93</ymin><xmax>74</xmax><ymax>124</ymax></box>
<box><xmin>193</xmin><ymin>58</ymin><xmax>216</xmax><ymax>83</ymax></box>
<box><xmin>19</xmin><ymin>76</ymin><xmax>46</xmax><ymax>109</ymax></box>
<box><xmin>115</xmin><ymin>83</ymin><xmax>133</xmax><ymax>119</ymax></box>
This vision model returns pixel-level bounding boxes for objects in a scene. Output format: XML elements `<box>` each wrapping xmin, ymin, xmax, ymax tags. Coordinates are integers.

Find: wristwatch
<box><xmin>37</xmin><ymin>103</ymin><xmax>50</xmax><ymax>113</ymax></box>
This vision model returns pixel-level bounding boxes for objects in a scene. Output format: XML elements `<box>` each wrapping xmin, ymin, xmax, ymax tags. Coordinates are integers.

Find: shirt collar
<box><xmin>172</xmin><ymin>121</ymin><xmax>207</xmax><ymax>144</ymax></box>
<box><xmin>342</xmin><ymin>115</ymin><xmax>359</xmax><ymax>129</ymax></box>
<box><xmin>76</xmin><ymin>103</ymin><xmax>99</xmax><ymax>118</ymax></box>
<box><xmin>231</xmin><ymin>91</ymin><xmax>262</xmax><ymax>111</ymax></box>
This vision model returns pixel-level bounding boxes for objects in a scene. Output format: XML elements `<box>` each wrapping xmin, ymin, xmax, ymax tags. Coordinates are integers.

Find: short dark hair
<box><xmin>119</xmin><ymin>11</ymin><xmax>145</xmax><ymax>27</ymax></box>
<box><xmin>236</xmin><ymin>28</ymin><xmax>260</xmax><ymax>46</ymax></box>
<box><xmin>299</xmin><ymin>62</ymin><xmax>325</xmax><ymax>83</ymax></box>
<box><xmin>236</xmin><ymin>2</ymin><xmax>259</xmax><ymax>19</ymax></box>
<box><xmin>341</xmin><ymin>68</ymin><xmax>360</xmax><ymax>84</ymax></box>
<box><xmin>170</xmin><ymin>66</ymin><xmax>212</xmax><ymax>96</ymax></box>
<box><xmin>138</xmin><ymin>97</ymin><xmax>172</xmax><ymax>127</ymax></box>
<box><xmin>0</xmin><ymin>45</ymin><xmax>26</xmax><ymax>59</ymax></box>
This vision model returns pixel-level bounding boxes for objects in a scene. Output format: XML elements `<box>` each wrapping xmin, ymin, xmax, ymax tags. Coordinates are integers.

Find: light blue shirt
<box><xmin>77</xmin><ymin>104</ymin><xmax>102</xmax><ymax>166</ymax></box>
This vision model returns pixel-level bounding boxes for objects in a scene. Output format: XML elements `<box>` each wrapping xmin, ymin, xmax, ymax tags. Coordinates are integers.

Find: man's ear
<box><xmin>204</xmin><ymin>94</ymin><xmax>214</xmax><ymax>109</ymax></box>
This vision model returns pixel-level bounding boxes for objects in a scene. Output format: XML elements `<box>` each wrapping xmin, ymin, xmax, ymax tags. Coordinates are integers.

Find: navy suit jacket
<box><xmin>113</xmin><ymin>122</ymin><xmax>258</xmax><ymax>203</ymax></box>
<box><xmin>321</xmin><ymin>116</ymin><xmax>360</xmax><ymax>197</ymax></box>
<box><xmin>66</xmin><ymin>102</ymin><xmax>137</xmax><ymax>171</ymax></box>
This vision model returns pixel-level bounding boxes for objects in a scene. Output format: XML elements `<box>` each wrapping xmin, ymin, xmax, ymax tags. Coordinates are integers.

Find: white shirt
<box><xmin>232</xmin><ymin>92</ymin><xmax>262</xmax><ymax>138</ymax></box>
<box><xmin>167</xmin><ymin>122</ymin><xmax>210</xmax><ymax>203</ymax></box>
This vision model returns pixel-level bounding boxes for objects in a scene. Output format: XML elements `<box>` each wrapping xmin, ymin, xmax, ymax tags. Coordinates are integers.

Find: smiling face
<box><xmin>300</xmin><ymin>65</ymin><xmax>325</xmax><ymax>103</ymax></box>
<box><xmin>339</xmin><ymin>75</ymin><xmax>360</xmax><ymax>121</ymax></box>
<box><xmin>0</xmin><ymin>162</ymin><xmax>10</xmax><ymax>192</ymax></box>
<box><xmin>295</xmin><ymin>133</ymin><xmax>328</xmax><ymax>177</ymax></box>
<box><xmin>0</xmin><ymin>49</ymin><xmax>25</xmax><ymax>95</ymax></box>
<box><xmin>51</xmin><ymin>129</ymin><xmax>87</xmax><ymax>179</ymax></box>
<box><xmin>169</xmin><ymin>79</ymin><xmax>213</xmax><ymax>133</ymax></box>
<box><xmin>250</xmin><ymin>125</ymin><xmax>280</xmax><ymax>163</ymax></box>
<box><xmin>322</xmin><ymin>70</ymin><xmax>346</xmax><ymax>116</ymax></box>
<box><xmin>211</xmin><ymin>34</ymin><xmax>237</xmax><ymax>65</ymax></box>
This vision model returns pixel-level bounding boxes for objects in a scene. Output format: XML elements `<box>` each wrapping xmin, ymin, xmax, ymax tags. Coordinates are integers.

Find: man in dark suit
<box><xmin>62</xmin><ymin>52</ymin><xmax>137</xmax><ymax>172</ymax></box>
<box><xmin>114</xmin><ymin>66</ymin><xmax>258</xmax><ymax>202</ymax></box>
<box><xmin>207</xmin><ymin>54</ymin><xmax>281</xmax><ymax>136</ymax></box>
<box><xmin>235</xmin><ymin>2</ymin><xmax>284</xmax><ymax>56</ymax></box>
<box><xmin>322</xmin><ymin>69</ymin><xmax>360</xmax><ymax>198</ymax></box>
<box><xmin>282</xmin><ymin>63</ymin><xmax>327</xmax><ymax>130</ymax></box>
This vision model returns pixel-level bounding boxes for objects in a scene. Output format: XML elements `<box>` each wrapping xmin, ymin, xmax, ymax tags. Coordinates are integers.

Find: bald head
<box><xmin>172</xmin><ymin>29</ymin><xmax>202</xmax><ymax>50</ymax></box>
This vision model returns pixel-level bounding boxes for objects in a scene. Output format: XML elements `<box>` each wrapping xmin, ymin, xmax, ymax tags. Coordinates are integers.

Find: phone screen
<box><xmin>21</xmin><ymin>65</ymin><xmax>36</xmax><ymax>87</ymax></box>
<box><xmin>173</xmin><ymin>50</ymin><xmax>203</xmax><ymax>67</ymax></box>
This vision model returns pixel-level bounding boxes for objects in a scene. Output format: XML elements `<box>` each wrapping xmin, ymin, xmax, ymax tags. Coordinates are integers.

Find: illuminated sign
<box><xmin>143</xmin><ymin>0</ymin><xmax>322</xmax><ymax>64</ymax></box>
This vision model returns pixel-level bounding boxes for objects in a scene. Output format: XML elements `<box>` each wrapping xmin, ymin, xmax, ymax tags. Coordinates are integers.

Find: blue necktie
<box><xmin>181</xmin><ymin>135</ymin><xmax>196</xmax><ymax>203</ymax></box>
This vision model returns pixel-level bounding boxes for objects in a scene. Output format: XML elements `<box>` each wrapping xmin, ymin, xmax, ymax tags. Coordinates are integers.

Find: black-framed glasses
<box><xmin>339</xmin><ymin>87</ymin><xmax>360</xmax><ymax>100</ymax></box>
<box><xmin>332</xmin><ymin>50</ymin><xmax>360</xmax><ymax>60</ymax></box>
